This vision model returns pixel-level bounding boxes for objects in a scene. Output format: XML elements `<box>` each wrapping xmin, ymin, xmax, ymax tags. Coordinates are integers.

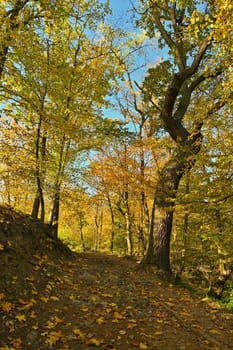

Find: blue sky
<box><xmin>109</xmin><ymin>0</ymin><xmax>131</xmax><ymax>14</ymax></box>
<box><xmin>108</xmin><ymin>0</ymin><xmax>134</xmax><ymax>30</ymax></box>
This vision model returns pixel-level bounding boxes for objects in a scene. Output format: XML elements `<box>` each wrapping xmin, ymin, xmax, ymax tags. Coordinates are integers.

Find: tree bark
<box><xmin>107</xmin><ymin>193</ymin><xmax>115</xmax><ymax>253</ymax></box>
<box><xmin>153</xmin><ymin>209</ymin><xmax>174</xmax><ymax>274</ymax></box>
<box><xmin>143</xmin><ymin>137</ymin><xmax>201</xmax><ymax>274</ymax></box>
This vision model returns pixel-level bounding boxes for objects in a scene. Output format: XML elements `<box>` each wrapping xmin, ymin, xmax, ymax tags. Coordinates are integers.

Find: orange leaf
<box><xmin>0</xmin><ymin>293</ymin><xmax>5</xmax><ymax>300</ymax></box>
<box><xmin>1</xmin><ymin>302</ymin><xmax>14</xmax><ymax>312</ymax></box>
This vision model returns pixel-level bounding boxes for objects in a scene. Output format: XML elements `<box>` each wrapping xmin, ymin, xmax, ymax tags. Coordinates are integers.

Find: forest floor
<box><xmin>0</xmin><ymin>206</ymin><xmax>233</xmax><ymax>350</ymax></box>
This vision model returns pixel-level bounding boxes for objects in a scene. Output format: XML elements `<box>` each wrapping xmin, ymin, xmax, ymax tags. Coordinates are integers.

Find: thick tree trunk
<box><xmin>143</xmin><ymin>138</ymin><xmax>201</xmax><ymax>274</ymax></box>
<box><xmin>153</xmin><ymin>209</ymin><xmax>174</xmax><ymax>274</ymax></box>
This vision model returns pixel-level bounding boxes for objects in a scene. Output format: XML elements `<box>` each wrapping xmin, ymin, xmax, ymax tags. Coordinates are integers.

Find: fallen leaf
<box><xmin>8</xmin><ymin>337</ymin><xmax>22</xmax><ymax>349</ymax></box>
<box><xmin>45</xmin><ymin>330</ymin><xmax>64</xmax><ymax>346</ymax></box>
<box><xmin>127</xmin><ymin>323</ymin><xmax>137</xmax><ymax>329</ymax></box>
<box><xmin>73</xmin><ymin>328</ymin><xmax>85</xmax><ymax>339</ymax></box>
<box><xmin>102</xmin><ymin>293</ymin><xmax>113</xmax><ymax>298</ymax></box>
<box><xmin>5</xmin><ymin>320</ymin><xmax>15</xmax><ymax>333</ymax></box>
<box><xmin>113</xmin><ymin>312</ymin><xmax>125</xmax><ymax>320</ymax></box>
<box><xmin>0</xmin><ymin>293</ymin><xmax>5</xmax><ymax>300</ymax></box>
<box><xmin>40</xmin><ymin>296</ymin><xmax>49</xmax><ymax>303</ymax></box>
<box><xmin>81</xmin><ymin>306</ymin><xmax>89</xmax><ymax>312</ymax></box>
<box><xmin>15</xmin><ymin>314</ymin><xmax>26</xmax><ymax>323</ymax></box>
<box><xmin>209</xmin><ymin>329</ymin><xmax>221</xmax><ymax>335</ymax></box>
<box><xmin>96</xmin><ymin>316</ymin><xmax>105</xmax><ymax>325</ymax></box>
<box><xmin>30</xmin><ymin>311</ymin><xmax>37</xmax><ymax>318</ymax></box>
<box><xmin>86</xmin><ymin>338</ymin><xmax>104</xmax><ymax>346</ymax></box>
<box><xmin>1</xmin><ymin>302</ymin><xmax>14</xmax><ymax>312</ymax></box>
<box><xmin>139</xmin><ymin>343</ymin><xmax>148</xmax><ymax>349</ymax></box>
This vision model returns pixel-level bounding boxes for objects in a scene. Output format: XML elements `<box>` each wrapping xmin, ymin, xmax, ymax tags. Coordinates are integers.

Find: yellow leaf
<box><xmin>127</xmin><ymin>323</ymin><xmax>137</xmax><ymax>329</ymax></box>
<box><xmin>50</xmin><ymin>296</ymin><xmax>59</xmax><ymax>301</ymax></box>
<box><xmin>30</xmin><ymin>311</ymin><xmax>37</xmax><ymax>318</ymax></box>
<box><xmin>154</xmin><ymin>331</ymin><xmax>163</xmax><ymax>335</ymax></box>
<box><xmin>45</xmin><ymin>330</ymin><xmax>63</xmax><ymax>346</ymax></box>
<box><xmin>139</xmin><ymin>343</ymin><xmax>148</xmax><ymax>349</ymax></box>
<box><xmin>113</xmin><ymin>312</ymin><xmax>125</xmax><ymax>320</ymax></box>
<box><xmin>53</xmin><ymin>316</ymin><xmax>64</xmax><ymax>324</ymax></box>
<box><xmin>165</xmin><ymin>302</ymin><xmax>175</xmax><ymax>307</ymax></box>
<box><xmin>102</xmin><ymin>293</ymin><xmax>113</xmax><ymax>298</ymax></box>
<box><xmin>180</xmin><ymin>311</ymin><xmax>191</xmax><ymax>317</ymax></box>
<box><xmin>0</xmin><ymin>244</ymin><xmax>4</xmax><ymax>251</ymax></box>
<box><xmin>81</xmin><ymin>306</ymin><xmax>89</xmax><ymax>312</ymax></box>
<box><xmin>15</xmin><ymin>314</ymin><xmax>26</xmax><ymax>323</ymax></box>
<box><xmin>40</xmin><ymin>296</ymin><xmax>49</xmax><ymax>303</ymax></box>
<box><xmin>73</xmin><ymin>328</ymin><xmax>85</xmax><ymax>339</ymax></box>
<box><xmin>46</xmin><ymin>320</ymin><xmax>56</xmax><ymax>329</ymax></box>
<box><xmin>96</xmin><ymin>316</ymin><xmax>105</xmax><ymax>325</ymax></box>
<box><xmin>209</xmin><ymin>329</ymin><xmax>221</xmax><ymax>335</ymax></box>
<box><xmin>112</xmin><ymin>319</ymin><xmax>119</xmax><ymax>323</ymax></box>
<box><xmin>86</xmin><ymin>338</ymin><xmax>103</xmax><ymax>346</ymax></box>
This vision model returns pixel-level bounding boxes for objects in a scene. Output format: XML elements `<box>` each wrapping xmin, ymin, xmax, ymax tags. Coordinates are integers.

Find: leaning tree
<box><xmin>133</xmin><ymin>0</ymin><xmax>233</xmax><ymax>274</ymax></box>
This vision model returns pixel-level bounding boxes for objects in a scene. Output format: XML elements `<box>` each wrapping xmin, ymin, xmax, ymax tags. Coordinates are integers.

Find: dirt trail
<box><xmin>1</xmin><ymin>251</ymin><xmax>233</xmax><ymax>350</ymax></box>
<box><xmin>0</xmin><ymin>206</ymin><xmax>233</xmax><ymax>349</ymax></box>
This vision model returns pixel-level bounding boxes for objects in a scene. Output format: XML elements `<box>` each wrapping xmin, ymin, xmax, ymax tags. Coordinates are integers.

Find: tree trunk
<box><xmin>107</xmin><ymin>193</ymin><xmax>115</xmax><ymax>254</ymax></box>
<box><xmin>79</xmin><ymin>220</ymin><xmax>86</xmax><ymax>252</ymax></box>
<box><xmin>31</xmin><ymin>173</ymin><xmax>45</xmax><ymax>221</ymax></box>
<box><xmin>125</xmin><ymin>210</ymin><xmax>133</xmax><ymax>256</ymax></box>
<box><xmin>142</xmin><ymin>189</ymin><xmax>156</xmax><ymax>264</ymax></box>
<box><xmin>153</xmin><ymin>209</ymin><xmax>174</xmax><ymax>274</ymax></box>
<box><xmin>31</xmin><ymin>189</ymin><xmax>40</xmax><ymax>219</ymax></box>
<box><xmin>143</xmin><ymin>138</ymin><xmax>201</xmax><ymax>274</ymax></box>
<box><xmin>49</xmin><ymin>190</ymin><xmax>60</xmax><ymax>238</ymax></box>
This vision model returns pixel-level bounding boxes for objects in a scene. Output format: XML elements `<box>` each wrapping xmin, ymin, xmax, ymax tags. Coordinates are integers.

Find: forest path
<box><xmin>1</xmin><ymin>250</ymin><xmax>233</xmax><ymax>350</ymax></box>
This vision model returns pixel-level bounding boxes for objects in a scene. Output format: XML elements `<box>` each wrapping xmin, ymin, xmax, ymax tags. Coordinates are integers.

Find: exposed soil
<box><xmin>0</xmin><ymin>205</ymin><xmax>233</xmax><ymax>350</ymax></box>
